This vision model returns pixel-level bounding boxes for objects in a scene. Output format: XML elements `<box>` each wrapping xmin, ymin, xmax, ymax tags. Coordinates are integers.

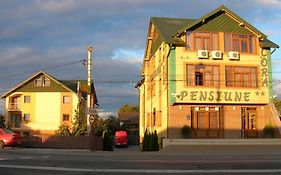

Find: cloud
<box><xmin>112</xmin><ymin>49</ymin><xmax>143</xmax><ymax>63</ymax></box>
<box><xmin>0</xmin><ymin>47</ymin><xmax>33</xmax><ymax>65</ymax></box>
<box><xmin>39</xmin><ymin>0</ymin><xmax>79</xmax><ymax>14</ymax></box>
<box><xmin>256</xmin><ymin>0</ymin><xmax>281</xmax><ymax>8</ymax></box>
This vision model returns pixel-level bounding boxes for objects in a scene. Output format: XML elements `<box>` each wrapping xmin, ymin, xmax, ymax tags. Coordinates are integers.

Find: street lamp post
<box><xmin>87</xmin><ymin>46</ymin><xmax>93</xmax><ymax>134</ymax></box>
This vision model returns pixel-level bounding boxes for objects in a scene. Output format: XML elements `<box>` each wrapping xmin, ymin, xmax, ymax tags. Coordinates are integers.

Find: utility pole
<box><xmin>87</xmin><ymin>46</ymin><xmax>93</xmax><ymax>134</ymax></box>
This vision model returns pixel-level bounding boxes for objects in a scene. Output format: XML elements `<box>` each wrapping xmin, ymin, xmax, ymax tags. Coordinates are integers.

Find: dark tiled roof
<box><xmin>260</xmin><ymin>38</ymin><xmax>279</xmax><ymax>49</ymax></box>
<box><xmin>59</xmin><ymin>80</ymin><xmax>98</xmax><ymax>104</ymax></box>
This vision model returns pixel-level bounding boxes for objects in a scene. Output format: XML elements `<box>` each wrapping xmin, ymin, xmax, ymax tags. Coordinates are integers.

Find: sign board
<box><xmin>88</xmin><ymin>107</ymin><xmax>97</xmax><ymax>115</ymax></box>
<box><xmin>80</xmin><ymin>84</ymin><xmax>91</xmax><ymax>94</ymax></box>
<box><xmin>89</xmin><ymin>115</ymin><xmax>95</xmax><ymax>123</ymax></box>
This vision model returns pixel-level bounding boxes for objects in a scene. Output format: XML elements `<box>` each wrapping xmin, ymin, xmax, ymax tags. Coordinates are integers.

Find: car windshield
<box><xmin>2</xmin><ymin>128</ymin><xmax>14</xmax><ymax>134</ymax></box>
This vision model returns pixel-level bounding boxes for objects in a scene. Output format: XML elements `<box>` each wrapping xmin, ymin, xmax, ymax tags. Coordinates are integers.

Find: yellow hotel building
<box><xmin>1</xmin><ymin>71</ymin><xmax>97</xmax><ymax>139</ymax></box>
<box><xmin>136</xmin><ymin>6</ymin><xmax>280</xmax><ymax>140</ymax></box>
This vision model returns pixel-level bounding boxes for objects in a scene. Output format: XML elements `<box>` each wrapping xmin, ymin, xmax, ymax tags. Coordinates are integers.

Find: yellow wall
<box><xmin>21</xmin><ymin>92</ymin><xmax>35</xmax><ymax>129</ymax></box>
<box><xmin>140</xmin><ymin>43</ymin><xmax>169</xmax><ymax>140</ymax></box>
<box><xmin>5</xmin><ymin>91</ymin><xmax>79</xmax><ymax>136</ymax></box>
<box><xmin>31</xmin><ymin>93</ymin><xmax>61</xmax><ymax>130</ymax></box>
<box><xmin>173</xmin><ymin>46</ymin><xmax>269</xmax><ymax>104</ymax></box>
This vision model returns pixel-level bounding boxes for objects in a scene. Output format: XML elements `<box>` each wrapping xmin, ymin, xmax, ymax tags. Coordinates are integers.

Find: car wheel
<box><xmin>0</xmin><ymin>141</ymin><xmax>4</xmax><ymax>149</ymax></box>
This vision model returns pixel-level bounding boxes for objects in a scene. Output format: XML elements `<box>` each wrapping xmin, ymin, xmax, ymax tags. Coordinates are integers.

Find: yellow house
<box><xmin>1</xmin><ymin>71</ymin><xmax>97</xmax><ymax>139</ymax></box>
<box><xmin>136</xmin><ymin>6</ymin><xmax>280</xmax><ymax>140</ymax></box>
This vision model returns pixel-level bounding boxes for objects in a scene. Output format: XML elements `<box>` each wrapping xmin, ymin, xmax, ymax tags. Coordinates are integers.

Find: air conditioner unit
<box><xmin>197</xmin><ymin>50</ymin><xmax>209</xmax><ymax>59</ymax></box>
<box><xmin>211</xmin><ymin>51</ymin><xmax>222</xmax><ymax>59</ymax></box>
<box><xmin>228</xmin><ymin>51</ymin><xmax>240</xmax><ymax>60</ymax></box>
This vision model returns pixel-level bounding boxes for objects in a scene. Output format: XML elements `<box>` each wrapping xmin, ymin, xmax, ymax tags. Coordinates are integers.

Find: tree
<box><xmin>72</xmin><ymin>108</ymin><xmax>87</xmax><ymax>136</ymax></box>
<box><xmin>90</xmin><ymin>116</ymin><xmax>107</xmax><ymax>136</ymax></box>
<box><xmin>152</xmin><ymin>130</ymin><xmax>159</xmax><ymax>151</ymax></box>
<box><xmin>104</xmin><ymin>116</ymin><xmax>121</xmax><ymax>136</ymax></box>
<box><xmin>141</xmin><ymin>130</ymin><xmax>149</xmax><ymax>151</ymax></box>
<box><xmin>118</xmin><ymin>104</ymin><xmax>139</xmax><ymax>113</ymax></box>
<box><xmin>55</xmin><ymin>125</ymin><xmax>71</xmax><ymax>136</ymax></box>
<box><xmin>56</xmin><ymin>106</ymin><xmax>87</xmax><ymax>136</ymax></box>
<box><xmin>141</xmin><ymin>130</ymin><xmax>159</xmax><ymax>151</ymax></box>
<box><xmin>273</xmin><ymin>98</ymin><xmax>281</xmax><ymax>116</ymax></box>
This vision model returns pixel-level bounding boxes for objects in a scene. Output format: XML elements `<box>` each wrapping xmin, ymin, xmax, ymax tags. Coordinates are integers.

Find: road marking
<box><xmin>0</xmin><ymin>157</ymin><xmax>31</xmax><ymax>161</ymax></box>
<box><xmin>0</xmin><ymin>164</ymin><xmax>281</xmax><ymax>174</ymax></box>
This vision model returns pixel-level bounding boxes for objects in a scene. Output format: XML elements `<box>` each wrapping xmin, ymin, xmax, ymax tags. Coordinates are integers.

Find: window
<box><xmin>63</xmin><ymin>114</ymin><xmax>70</xmax><ymax>121</ymax></box>
<box><xmin>209</xmin><ymin>112</ymin><xmax>218</xmax><ymax>129</ymax></box>
<box><xmin>225</xmin><ymin>66</ymin><xmax>258</xmax><ymax>87</ymax></box>
<box><xmin>192</xmin><ymin>107</ymin><xmax>220</xmax><ymax>135</ymax></box>
<box><xmin>186</xmin><ymin>64</ymin><xmax>219</xmax><ymax>87</ymax></box>
<box><xmin>63</xmin><ymin>96</ymin><xmax>70</xmax><ymax>103</ymax></box>
<box><xmin>43</xmin><ymin>77</ymin><xmax>50</xmax><ymax>86</ymax></box>
<box><xmin>186</xmin><ymin>32</ymin><xmax>219</xmax><ymax>50</ymax></box>
<box><xmin>34</xmin><ymin>76</ymin><xmax>42</xmax><ymax>86</ymax></box>
<box><xmin>11</xmin><ymin>114</ymin><xmax>21</xmax><ymax>128</ymax></box>
<box><xmin>23</xmin><ymin>114</ymin><xmax>30</xmax><ymax>121</ymax></box>
<box><xmin>224</xmin><ymin>33</ymin><xmax>256</xmax><ymax>53</ymax></box>
<box><xmin>24</xmin><ymin>96</ymin><xmax>31</xmax><ymax>103</ymax></box>
<box><xmin>197</xmin><ymin>112</ymin><xmax>206</xmax><ymax>129</ymax></box>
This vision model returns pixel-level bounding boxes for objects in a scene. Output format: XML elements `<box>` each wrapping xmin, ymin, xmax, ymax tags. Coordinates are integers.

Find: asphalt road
<box><xmin>1</xmin><ymin>145</ymin><xmax>281</xmax><ymax>175</ymax></box>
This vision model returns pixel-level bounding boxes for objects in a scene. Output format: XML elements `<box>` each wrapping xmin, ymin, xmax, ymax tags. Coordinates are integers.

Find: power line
<box><xmin>0</xmin><ymin>59</ymin><xmax>85</xmax><ymax>80</ymax></box>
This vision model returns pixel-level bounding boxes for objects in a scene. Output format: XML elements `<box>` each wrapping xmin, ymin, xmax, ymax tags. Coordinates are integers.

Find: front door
<box><xmin>192</xmin><ymin>107</ymin><xmax>220</xmax><ymax>138</ymax></box>
<box><xmin>242</xmin><ymin>108</ymin><xmax>258</xmax><ymax>138</ymax></box>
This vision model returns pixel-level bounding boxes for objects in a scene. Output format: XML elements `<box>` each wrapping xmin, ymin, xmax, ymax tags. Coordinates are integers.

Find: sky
<box><xmin>0</xmin><ymin>0</ymin><xmax>281</xmax><ymax>116</ymax></box>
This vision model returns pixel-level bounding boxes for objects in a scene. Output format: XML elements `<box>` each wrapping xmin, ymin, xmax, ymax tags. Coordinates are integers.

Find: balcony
<box><xmin>8</xmin><ymin>103</ymin><xmax>21</xmax><ymax>111</ymax></box>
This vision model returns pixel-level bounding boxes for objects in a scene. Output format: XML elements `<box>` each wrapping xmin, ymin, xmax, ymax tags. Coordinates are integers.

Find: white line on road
<box><xmin>0</xmin><ymin>164</ymin><xmax>281</xmax><ymax>174</ymax></box>
<box><xmin>0</xmin><ymin>157</ymin><xmax>31</xmax><ymax>161</ymax></box>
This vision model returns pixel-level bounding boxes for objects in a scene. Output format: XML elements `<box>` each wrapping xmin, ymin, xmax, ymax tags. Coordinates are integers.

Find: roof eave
<box><xmin>1</xmin><ymin>71</ymin><xmax>77</xmax><ymax>99</ymax></box>
<box><xmin>176</xmin><ymin>5</ymin><xmax>267</xmax><ymax>39</ymax></box>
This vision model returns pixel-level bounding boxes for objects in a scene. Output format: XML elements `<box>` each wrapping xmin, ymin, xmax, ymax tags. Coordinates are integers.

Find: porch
<box><xmin>162</xmin><ymin>138</ymin><xmax>281</xmax><ymax>148</ymax></box>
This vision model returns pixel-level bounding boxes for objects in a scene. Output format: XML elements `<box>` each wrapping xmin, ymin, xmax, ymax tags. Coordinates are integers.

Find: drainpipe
<box><xmin>166</xmin><ymin>44</ymin><xmax>175</xmax><ymax>139</ymax></box>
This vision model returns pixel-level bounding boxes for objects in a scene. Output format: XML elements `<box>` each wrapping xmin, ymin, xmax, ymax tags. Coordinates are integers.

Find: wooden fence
<box><xmin>22</xmin><ymin>134</ymin><xmax>139</xmax><ymax>150</ymax></box>
<box><xmin>23</xmin><ymin>135</ymin><xmax>103</xmax><ymax>150</ymax></box>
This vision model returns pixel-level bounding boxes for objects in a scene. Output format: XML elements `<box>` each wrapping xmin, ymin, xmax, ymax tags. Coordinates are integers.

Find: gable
<box><xmin>1</xmin><ymin>71</ymin><xmax>75</xmax><ymax>98</ymax></box>
<box><xmin>177</xmin><ymin>6</ymin><xmax>266</xmax><ymax>38</ymax></box>
<box><xmin>18</xmin><ymin>74</ymin><xmax>69</xmax><ymax>93</ymax></box>
<box><xmin>149</xmin><ymin>17</ymin><xmax>194</xmax><ymax>57</ymax></box>
<box><xmin>195</xmin><ymin>13</ymin><xmax>252</xmax><ymax>35</ymax></box>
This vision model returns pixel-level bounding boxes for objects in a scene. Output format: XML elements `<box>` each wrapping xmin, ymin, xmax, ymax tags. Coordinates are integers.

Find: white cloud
<box><xmin>256</xmin><ymin>0</ymin><xmax>281</xmax><ymax>8</ymax></box>
<box><xmin>39</xmin><ymin>0</ymin><xmax>79</xmax><ymax>14</ymax></box>
<box><xmin>112</xmin><ymin>49</ymin><xmax>143</xmax><ymax>63</ymax></box>
<box><xmin>0</xmin><ymin>47</ymin><xmax>33</xmax><ymax>65</ymax></box>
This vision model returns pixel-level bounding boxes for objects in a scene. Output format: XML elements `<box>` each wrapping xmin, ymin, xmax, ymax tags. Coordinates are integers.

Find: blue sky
<box><xmin>0</xmin><ymin>0</ymin><xmax>281</xmax><ymax>115</ymax></box>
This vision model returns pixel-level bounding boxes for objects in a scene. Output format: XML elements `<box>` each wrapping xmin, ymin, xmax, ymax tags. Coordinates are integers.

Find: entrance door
<box><xmin>192</xmin><ymin>107</ymin><xmax>220</xmax><ymax>138</ymax></box>
<box><xmin>242</xmin><ymin>108</ymin><xmax>258</xmax><ymax>138</ymax></box>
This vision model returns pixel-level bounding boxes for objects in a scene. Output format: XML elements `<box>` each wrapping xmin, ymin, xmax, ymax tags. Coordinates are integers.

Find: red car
<box><xmin>114</xmin><ymin>130</ymin><xmax>128</xmax><ymax>147</ymax></box>
<box><xmin>0</xmin><ymin>128</ymin><xmax>23</xmax><ymax>149</ymax></box>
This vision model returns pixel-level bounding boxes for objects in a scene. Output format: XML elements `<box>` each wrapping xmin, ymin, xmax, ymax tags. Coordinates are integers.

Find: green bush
<box><xmin>103</xmin><ymin>131</ymin><xmax>113</xmax><ymax>151</ymax></box>
<box><xmin>181</xmin><ymin>125</ymin><xmax>192</xmax><ymax>138</ymax></box>
<box><xmin>263</xmin><ymin>124</ymin><xmax>275</xmax><ymax>138</ymax></box>
<box><xmin>152</xmin><ymin>130</ymin><xmax>159</xmax><ymax>151</ymax></box>
<box><xmin>55</xmin><ymin>125</ymin><xmax>71</xmax><ymax>136</ymax></box>
<box><xmin>141</xmin><ymin>130</ymin><xmax>159</xmax><ymax>151</ymax></box>
<box><xmin>142</xmin><ymin>130</ymin><xmax>149</xmax><ymax>151</ymax></box>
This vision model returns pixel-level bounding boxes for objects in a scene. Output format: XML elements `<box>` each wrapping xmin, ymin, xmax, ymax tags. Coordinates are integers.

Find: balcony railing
<box><xmin>8</xmin><ymin>103</ymin><xmax>21</xmax><ymax>111</ymax></box>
